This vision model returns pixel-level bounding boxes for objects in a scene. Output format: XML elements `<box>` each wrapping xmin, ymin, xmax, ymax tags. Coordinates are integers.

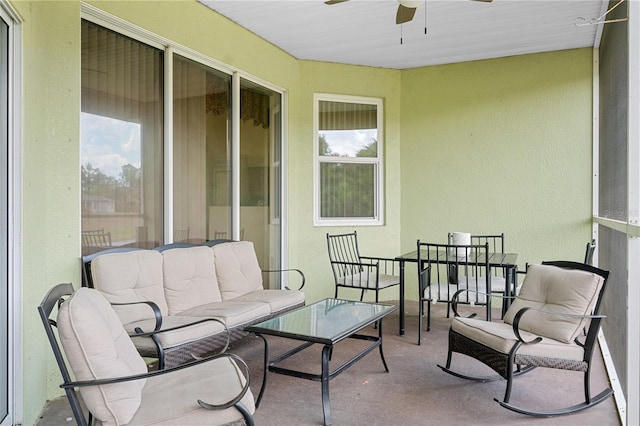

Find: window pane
<box><xmin>320</xmin><ymin>162</ymin><xmax>375</xmax><ymax>218</ymax></box>
<box><xmin>240</xmin><ymin>79</ymin><xmax>281</xmax><ymax>288</ymax></box>
<box><xmin>173</xmin><ymin>55</ymin><xmax>230</xmax><ymax>242</ymax></box>
<box><xmin>318</xmin><ymin>100</ymin><xmax>377</xmax><ymax>158</ymax></box>
<box><xmin>81</xmin><ymin>21</ymin><xmax>164</xmax><ymax>255</ymax></box>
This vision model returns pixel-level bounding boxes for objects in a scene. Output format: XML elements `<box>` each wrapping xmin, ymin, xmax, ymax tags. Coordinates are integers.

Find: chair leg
<box><xmin>418</xmin><ymin>298</ymin><xmax>423</xmax><ymax>345</ymax></box>
<box><xmin>360</xmin><ymin>289</ymin><xmax>365</xmax><ymax>301</ymax></box>
<box><xmin>234</xmin><ymin>401</ymin><xmax>255</xmax><ymax>426</ymax></box>
<box><xmin>426</xmin><ymin>301</ymin><xmax>431</xmax><ymax>332</ymax></box>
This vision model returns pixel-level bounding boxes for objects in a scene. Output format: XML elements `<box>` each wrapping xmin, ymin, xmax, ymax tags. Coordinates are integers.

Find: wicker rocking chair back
<box><xmin>438</xmin><ymin>260</ymin><xmax>613</xmax><ymax>417</ymax></box>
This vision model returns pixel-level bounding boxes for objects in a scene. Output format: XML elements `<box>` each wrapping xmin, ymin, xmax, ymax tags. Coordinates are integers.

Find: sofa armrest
<box><xmin>262</xmin><ymin>268</ymin><xmax>306</xmax><ymax>290</ymax></box>
<box><xmin>112</xmin><ymin>300</ymin><xmax>163</xmax><ymax>331</ymax></box>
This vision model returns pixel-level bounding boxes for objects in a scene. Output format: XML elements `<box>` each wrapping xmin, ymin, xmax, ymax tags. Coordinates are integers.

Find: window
<box><xmin>81</xmin><ymin>16</ymin><xmax>284</xmax><ymax>287</ymax></box>
<box><xmin>314</xmin><ymin>94</ymin><xmax>384</xmax><ymax>226</ymax></box>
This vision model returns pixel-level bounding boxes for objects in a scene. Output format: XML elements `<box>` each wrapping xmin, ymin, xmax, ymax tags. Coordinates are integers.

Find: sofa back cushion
<box><xmin>503</xmin><ymin>263</ymin><xmax>605</xmax><ymax>343</ymax></box>
<box><xmin>212</xmin><ymin>241</ymin><xmax>263</xmax><ymax>300</ymax></box>
<box><xmin>58</xmin><ymin>287</ymin><xmax>147</xmax><ymax>425</ymax></box>
<box><xmin>91</xmin><ymin>250</ymin><xmax>167</xmax><ymax>324</ymax></box>
<box><xmin>162</xmin><ymin>246</ymin><xmax>222</xmax><ymax>315</ymax></box>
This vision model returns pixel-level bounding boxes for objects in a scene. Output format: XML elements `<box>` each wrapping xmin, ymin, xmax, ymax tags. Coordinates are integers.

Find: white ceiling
<box><xmin>199</xmin><ymin>0</ymin><xmax>609</xmax><ymax>69</ymax></box>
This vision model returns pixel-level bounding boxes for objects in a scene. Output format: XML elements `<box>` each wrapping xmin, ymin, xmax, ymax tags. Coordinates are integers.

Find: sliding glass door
<box><xmin>81</xmin><ymin>17</ymin><xmax>285</xmax><ymax>286</ymax></box>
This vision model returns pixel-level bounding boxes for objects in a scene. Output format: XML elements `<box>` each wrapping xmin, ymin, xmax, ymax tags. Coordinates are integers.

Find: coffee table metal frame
<box><xmin>245</xmin><ymin>298</ymin><xmax>397</xmax><ymax>426</ymax></box>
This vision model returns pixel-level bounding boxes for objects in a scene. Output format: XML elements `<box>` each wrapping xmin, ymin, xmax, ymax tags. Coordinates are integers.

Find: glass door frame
<box><xmin>0</xmin><ymin>2</ymin><xmax>21</xmax><ymax>425</ymax></box>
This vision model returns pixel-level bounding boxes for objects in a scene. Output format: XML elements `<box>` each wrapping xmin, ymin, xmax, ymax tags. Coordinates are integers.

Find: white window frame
<box><xmin>0</xmin><ymin>1</ymin><xmax>22</xmax><ymax>425</ymax></box>
<box><xmin>313</xmin><ymin>93</ymin><xmax>384</xmax><ymax>226</ymax></box>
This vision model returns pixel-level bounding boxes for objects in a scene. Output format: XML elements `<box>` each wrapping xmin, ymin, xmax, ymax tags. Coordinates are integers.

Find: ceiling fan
<box><xmin>325</xmin><ymin>0</ymin><xmax>493</xmax><ymax>25</ymax></box>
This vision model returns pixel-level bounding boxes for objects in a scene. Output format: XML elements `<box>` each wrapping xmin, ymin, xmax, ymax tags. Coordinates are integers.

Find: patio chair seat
<box><xmin>337</xmin><ymin>272</ymin><xmax>399</xmax><ymax>290</ymax></box>
<box><xmin>129</xmin><ymin>357</ymin><xmax>255</xmax><ymax>426</ymax></box>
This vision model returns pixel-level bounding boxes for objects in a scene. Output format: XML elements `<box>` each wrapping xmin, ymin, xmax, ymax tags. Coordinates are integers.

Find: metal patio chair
<box><xmin>38</xmin><ymin>283</ymin><xmax>255</xmax><ymax>426</ymax></box>
<box><xmin>417</xmin><ymin>240</ymin><xmax>490</xmax><ymax>344</ymax></box>
<box><xmin>326</xmin><ymin>231</ymin><xmax>400</xmax><ymax>303</ymax></box>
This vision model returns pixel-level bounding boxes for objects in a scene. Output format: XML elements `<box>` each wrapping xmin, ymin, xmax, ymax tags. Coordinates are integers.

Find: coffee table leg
<box><xmin>377</xmin><ymin>320</ymin><xmax>390</xmax><ymax>372</ymax></box>
<box><xmin>321</xmin><ymin>345</ymin><xmax>332</xmax><ymax>426</ymax></box>
<box><xmin>254</xmin><ymin>333</ymin><xmax>269</xmax><ymax>408</ymax></box>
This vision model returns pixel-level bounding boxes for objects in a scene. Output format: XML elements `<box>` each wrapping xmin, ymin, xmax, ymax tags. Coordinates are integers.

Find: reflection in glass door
<box><xmin>239</xmin><ymin>79</ymin><xmax>281</xmax><ymax>288</ymax></box>
<box><xmin>0</xmin><ymin>14</ymin><xmax>9</xmax><ymax>426</ymax></box>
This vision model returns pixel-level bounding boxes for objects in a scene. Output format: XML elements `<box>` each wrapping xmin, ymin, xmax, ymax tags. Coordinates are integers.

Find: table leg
<box><xmin>504</xmin><ymin>266</ymin><xmax>515</xmax><ymax>314</ymax></box>
<box><xmin>377</xmin><ymin>319</ymin><xmax>390</xmax><ymax>372</ymax></box>
<box><xmin>254</xmin><ymin>333</ymin><xmax>269</xmax><ymax>408</ymax></box>
<box><xmin>321</xmin><ymin>345</ymin><xmax>333</xmax><ymax>426</ymax></box>
<box><xmin>399</xmin><ymin>259</ymin><xmax>405</xmax><ymax>335</ymax></box>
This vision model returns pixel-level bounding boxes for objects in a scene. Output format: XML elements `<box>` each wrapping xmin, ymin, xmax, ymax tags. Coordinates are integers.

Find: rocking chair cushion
<box><xmin>452</xmin><ymin>316</ymin><xmax>584</xmax><ymax>361</ymax></box>
<box><xmin>502</xmin><ymin>264</ymin><xmax>605</xmax><ymax>343</ymax></box>
<box><xmin>57</xmin><ymin>287</ymin><xmax>147</xmax><ymax>425</ymax></box>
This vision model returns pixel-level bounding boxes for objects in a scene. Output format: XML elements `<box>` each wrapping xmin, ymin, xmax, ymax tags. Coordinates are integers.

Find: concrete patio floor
<box><xmin>36</xmin><ymin>301</ymin><xmax>621</xmax><ymax>426</ymax></box>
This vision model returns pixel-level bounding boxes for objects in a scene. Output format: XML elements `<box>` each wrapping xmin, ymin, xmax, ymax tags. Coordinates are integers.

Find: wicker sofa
<box><xmin>83</xmin><ymin>240</ymin><xmax>305</xmax><ymax>368</ymax></box>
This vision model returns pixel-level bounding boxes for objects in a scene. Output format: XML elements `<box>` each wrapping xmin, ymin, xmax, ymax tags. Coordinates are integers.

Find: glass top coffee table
<box><xmin>245</xmin><ymin>298</ymin><xmax>397</xmax><ymax>426</ymax></box>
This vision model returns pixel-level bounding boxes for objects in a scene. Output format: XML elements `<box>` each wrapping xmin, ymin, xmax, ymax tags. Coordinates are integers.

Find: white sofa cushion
<box><xmin>125</xmin><ymin>315</ymin><xmax>227</xmax><ymax>349</ymax></box>
<box><xmin>162</xmin><ymin>246</ymin><xmax>222</xmax><ymax>315</ymax></box>
<box><xmin>91</xmin><ymin>250</ymin><xmax>168</xmax><ymax>324</ymax></box>
<box><xmin>212</xmin><ymin>241</ymin><xmax>264</xmax><ymax>300</ymax></box>
<box><xmin>57</xmin><ymin>288</ymin><xmax>147</xmax><ymax>426</ymax></box>
<box><xmin>230</xmin><ymin>289</ymin><xmax>305</xmax><ymax>314</ymax></box>
<box><xmin>502</xmin><ymin>263</ymin><xmax>604</xmax><ymax>343</ymax></box>
<box><xmin>177</xmin><ymin>301</ymin><xmax>271</xmax><ymax>328</ymax></box>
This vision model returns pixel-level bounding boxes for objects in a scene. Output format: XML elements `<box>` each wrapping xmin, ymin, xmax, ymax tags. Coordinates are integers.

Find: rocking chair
<box><xmin>438</xmin><ymin>261</ymin><xmax>613</xmax><ymax>417</ymax></box>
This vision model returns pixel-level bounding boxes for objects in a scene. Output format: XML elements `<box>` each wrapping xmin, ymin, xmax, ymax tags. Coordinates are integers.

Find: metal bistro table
<box><xmin>395</xmin><ymin>249</ymin><xmax>518</xmax><ymax>334</ymax></box>
<box><xmin>245</xmin><ymin>298</ymin><xmax>397</xmax><ymax>426</ymax></box>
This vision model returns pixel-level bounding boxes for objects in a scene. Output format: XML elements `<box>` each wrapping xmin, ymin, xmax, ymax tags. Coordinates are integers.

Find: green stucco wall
<box><xmin>400</xmin><ymin>49</ymin><xmax>594</xmax><ymax>296</ymax></box>
<box><xmin>10</xmin><ymin>1</ymin><xmax>593</xmax><ymax>424</ymax></box>
<box><xmin>11</xmin><ymin>1</ymin><xmax>82</xmax><ymax>424</ymax></box>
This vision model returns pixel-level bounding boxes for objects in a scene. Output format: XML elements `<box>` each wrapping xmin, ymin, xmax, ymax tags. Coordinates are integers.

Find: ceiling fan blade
<box><xmin>396</xmin><ymin>4</ymin><xmax>417</xmax><ymax>25</ymax></box>
<box><xmin>325</xmin><ymin>0</ymin><xmax>349</xmax><ymax>4</ymax></box>
<box><xmin>471</xmin><ymin>0</ymin><xmax>493</xmax><ymax>2</ymax></box>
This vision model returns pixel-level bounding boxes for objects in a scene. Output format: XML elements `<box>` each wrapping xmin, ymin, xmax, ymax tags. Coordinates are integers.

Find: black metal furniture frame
<box><xmin>246</xmin><ymin>298</ymin><xmax>397</xmax><ymax>426</ymax></box>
